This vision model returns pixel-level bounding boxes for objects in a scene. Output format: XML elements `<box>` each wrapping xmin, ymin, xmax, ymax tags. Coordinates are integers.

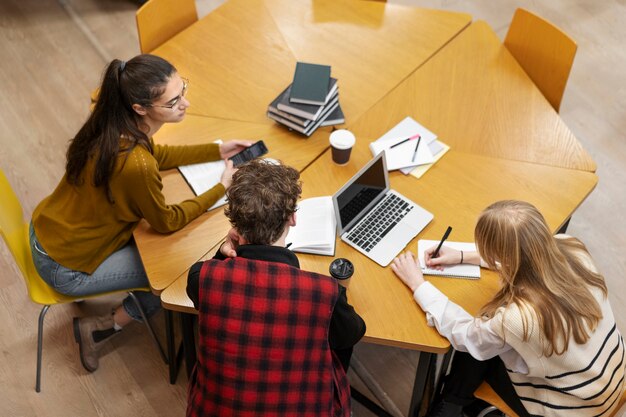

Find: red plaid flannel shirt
<box><xmin>187</xmin><ymin>257</ymin><xmax>351</xmax><ymax>417</ymax></box>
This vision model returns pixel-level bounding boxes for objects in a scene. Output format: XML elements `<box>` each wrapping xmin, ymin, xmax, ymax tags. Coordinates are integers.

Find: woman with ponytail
<box><xmin>29</xmin><ymin>54</ymin><xmax>251</xmax><ymax>372</ymax></box>
<box><xmin>391</xmin><ymin>200</ymin><xmax>624</xmax><ymax>417</ymax></box>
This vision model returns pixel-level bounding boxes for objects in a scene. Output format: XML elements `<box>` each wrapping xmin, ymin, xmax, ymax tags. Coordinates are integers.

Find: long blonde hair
<box><xmin>477</xmin><ymin>200</ymin><xmax>607</xmax><ymax>356</ymax></box>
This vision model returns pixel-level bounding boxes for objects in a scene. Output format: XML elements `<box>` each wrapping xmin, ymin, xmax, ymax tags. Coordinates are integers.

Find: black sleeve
<box><xmin>329</xmin><ymin>285</ymin><xmax>366</xmax><ymax>349</ymax></box>
<box><xmin>186</xmin><ymin>262</ymin><xmax>203</xmax><ymax>310</ymax></box>
<box><xmin>186</xmin><ymin>246</ymin><xmax>227</xmax><ymax>310</ymax></box>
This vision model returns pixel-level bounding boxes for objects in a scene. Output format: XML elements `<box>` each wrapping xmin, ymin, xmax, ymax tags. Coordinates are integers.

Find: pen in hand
<box><xmin>432</xmin><ymin>226</ymin><xmax>452</xmax><ymax>258</ymax></box>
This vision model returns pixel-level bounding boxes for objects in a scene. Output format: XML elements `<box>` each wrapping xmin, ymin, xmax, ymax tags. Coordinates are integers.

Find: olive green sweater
<box><xmin>32</xmin><ymin>140</ymin><xmax>223</xmax><ymax>274</ymax></box>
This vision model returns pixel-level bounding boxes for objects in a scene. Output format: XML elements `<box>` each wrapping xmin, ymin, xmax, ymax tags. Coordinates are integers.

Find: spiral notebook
<box><xmin>417</xmin><ymin>240</ymin><xmax>480</xmax><ymax>279</ymax></box>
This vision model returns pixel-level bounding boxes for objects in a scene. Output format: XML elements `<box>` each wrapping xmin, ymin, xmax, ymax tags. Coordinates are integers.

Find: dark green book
<box><xmin>268</xmin><ymin>99</ymin><xmax>339</xmax><ymax>137</ymax></box>
<box><xmin>320</xmin><ymin>103</ymin><xmax>345</xmax><ymax>127</ymax></box>
<box><xmin>275</xmin><ymin>79</ymin><xmax>338</xmax><ymax>120</ymax></box>
<box><xmin>289</xmin><ymin>62</ymin><xmax>331</xmax><ymax>105</ymax></box>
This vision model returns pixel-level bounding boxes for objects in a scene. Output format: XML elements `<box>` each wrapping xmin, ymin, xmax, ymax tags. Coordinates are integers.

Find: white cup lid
<box><xmin>329</xmin><ymin>129</ymin><xmax>356</xmax><ymax>150</ymax></box>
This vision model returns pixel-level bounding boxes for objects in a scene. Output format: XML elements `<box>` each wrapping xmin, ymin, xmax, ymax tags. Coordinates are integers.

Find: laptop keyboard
<box><xmin>339</xmin><ymin>187</ymin><xmax>382</xmax><ymax>225</ymax></box>
<box><xmin>346</xmin><ymin>193</ymin><xmax>414</xmax><ymax>252</ymax></box>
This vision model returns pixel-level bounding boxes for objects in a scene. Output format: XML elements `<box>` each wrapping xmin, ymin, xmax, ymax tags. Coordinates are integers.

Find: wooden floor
<box><xmin>0</xmin><ymin>0</ymin><xmax>624</xmax><ymax>416</ymax></box>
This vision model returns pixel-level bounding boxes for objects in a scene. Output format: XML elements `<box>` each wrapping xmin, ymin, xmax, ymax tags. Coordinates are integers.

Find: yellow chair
<box><xmin>474</xmin><ymin>381</ymin><xmax>626</xmax><ymax>417</ymax></box>
<box><xmin>0</xmin><ymin>169</ymin><xmax>166</xmax><ymax>392</ymax></box>
<box><xmin>90</xmin><ymin>87</ymin><xmax>99</xmax><ymax>110</ymax></box>
<box><xmin>504</xmin><ymin>8</ymin><xmax>577</xmax><ymax>112</ymax></box>
<box><xmin>136</xmin><ymin>0</ymin><xmax>198</xmax><ymax>54</ymax></box>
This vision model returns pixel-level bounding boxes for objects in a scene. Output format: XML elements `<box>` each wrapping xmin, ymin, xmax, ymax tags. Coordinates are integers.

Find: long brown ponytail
<box><xmin>66</xmin><ymin>54</ymin><xmax>176</xmax><ymax>202</ymax></box>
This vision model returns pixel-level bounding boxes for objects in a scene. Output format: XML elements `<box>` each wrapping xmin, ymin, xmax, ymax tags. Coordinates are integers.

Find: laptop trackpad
<box><xmin>369</xmin><ymin>222</ymin><xmax>417</xmax><ymax>266</ymax></box>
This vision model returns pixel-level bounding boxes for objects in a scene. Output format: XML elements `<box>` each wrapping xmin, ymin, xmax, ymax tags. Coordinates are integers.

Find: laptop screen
<box><xmin>334</xmin><ymin>153</ymin><xmax>388</xmax><ymax>234</ymax></box>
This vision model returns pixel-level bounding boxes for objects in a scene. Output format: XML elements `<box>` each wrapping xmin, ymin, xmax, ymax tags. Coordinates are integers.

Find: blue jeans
<box><xmin>29</xmin><ymin>223</ymin><xmax>160</xmax><ymax>321</ymax></box>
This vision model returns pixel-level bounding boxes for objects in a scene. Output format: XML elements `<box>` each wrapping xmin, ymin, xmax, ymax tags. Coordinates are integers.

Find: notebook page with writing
<box><xmin>417</xmin><ymin>240</ymin><xmax>480</xmax><ymax>279</ymax></box>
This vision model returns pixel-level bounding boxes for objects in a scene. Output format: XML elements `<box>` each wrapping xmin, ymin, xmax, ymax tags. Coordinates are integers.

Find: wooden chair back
<box><xmin>504</xmin><ymin>8</ymin><xmax>577</xmax><ymax>112</ymax></box>
<box><xmin>474</xmin><ymin>382</ymin><xmax>520</xmax><ymax>417</ymax></box>
<box><xmin>136</xmin><ymin>0</ymin><xmax>198</xmax><ymax>54</ymax></box>
<box><xmin>475</xmin><ymin>380</ymin><xmax>626</xmax><ymax>417</ymax></box>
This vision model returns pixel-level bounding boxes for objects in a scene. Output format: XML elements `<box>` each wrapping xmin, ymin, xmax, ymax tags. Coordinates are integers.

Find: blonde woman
<box><xmin>391</xmin><ymin>200</ymin><xmax>624</xmax><ymax>417</ymax></box>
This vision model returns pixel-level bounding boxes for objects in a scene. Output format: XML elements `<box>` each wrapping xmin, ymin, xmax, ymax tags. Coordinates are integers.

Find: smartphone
<box><xmin>229</xmin><ymin>140</ymin><xmax>268</xmax><ymax>167</ymax></box>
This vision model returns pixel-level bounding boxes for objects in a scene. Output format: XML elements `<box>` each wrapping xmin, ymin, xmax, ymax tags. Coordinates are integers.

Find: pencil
<box><xmin>411</xmin><ymin>136</ymin><xmax>422</xmax><ymax>162</ymax></box>
<box><xmin>390</xmin><ymin>133</ymin><xmax>421</xmax><ymax>149</ymax></box>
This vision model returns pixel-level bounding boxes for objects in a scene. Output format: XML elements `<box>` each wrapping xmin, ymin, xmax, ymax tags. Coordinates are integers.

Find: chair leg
<box><xmin>476</xmin><ymin>405</ymin><xmax>500</xmax><ymax>417</ymax></box>
<box><xmin>127</xmin><ymin>292</ymin><xmax>168</xmax><ymax>364</ymax></box>
<box><xmin>165</xmin><ymin>309</ymin><xmax>179</xmax><ymax>384</ymax></box>
<box><xmin>557</xmin><ymin>217</ymin><xmax>570</xmax><ymax>234</ymax></box>
<box><xmin>350</xmin><ymin>387</ymin><xmax>395</xmax><ymax>417</ymax></box>
<box><xmin>180</xmin><ymin>313</ymin><xmax>197</xmax><ymax>378</ymax></box>
<box><xmin>36</xmin><ymin>305</ymin><xmax>51</xmax><ymax>393</ymax></box>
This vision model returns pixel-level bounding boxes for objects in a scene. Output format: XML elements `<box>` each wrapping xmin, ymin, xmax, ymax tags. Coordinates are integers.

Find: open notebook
<box><xmin>417</xmin><ymin>240</ymin><xmax>480</xmax><ymax>279</ymax></box>
<box><xmin>285</xmin><ymin>196</ymin><xmax>336</xmax><ymax>256</ymax></box>
<box><xmin>178</xmin><ymin>160</ymin><xmax>227</xmax><ymax>211</ymax></box>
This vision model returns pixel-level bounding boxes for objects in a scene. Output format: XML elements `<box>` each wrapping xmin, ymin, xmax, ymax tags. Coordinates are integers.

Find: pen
<box><xmin>432</xmin><ymin>226</ymin><xmax>452</xmax><ymax>258</ymax></box>
<box><xmin>411</xmin><ymin>136</ymin><xmax>422</xmax><ymax>163</ymax></box>
<box><xmin>390</xmin><ymin>133</ymin><xmax>421</xmax><ymax>149</ymax></box>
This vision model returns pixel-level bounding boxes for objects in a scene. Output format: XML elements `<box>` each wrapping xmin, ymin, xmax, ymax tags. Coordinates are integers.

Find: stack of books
<box><xmin>267</xmin><ymin>62</ymin><xmax>345</xmax><ymax>136</ymax></box>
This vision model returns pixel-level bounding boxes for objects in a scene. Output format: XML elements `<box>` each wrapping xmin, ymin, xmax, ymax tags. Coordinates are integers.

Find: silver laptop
<box><xmin>332</xmin><ymin>151</ymin><xmax>433</xmax><ymax>266</ymax></box>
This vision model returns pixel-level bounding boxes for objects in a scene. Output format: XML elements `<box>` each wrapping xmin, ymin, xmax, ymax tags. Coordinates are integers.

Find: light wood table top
<box><xmin>161</xmin><ymin>143</ymin><xmax>597</xmax><ymax>349</ymax></box>
<box><xmin>160</xmin><ymin>242</ymin><xmax>219</xmax><ymax>314</ymax></box>
<box><xmin>148</xmin><ymin>10</ymin><xmax>599</xmax><ymax>355</ymax></box>
<box><xmin>292</xmin><ymin>146</ymin><xmax>597</xmax><ymax>351</ymax></box>
<box><xmin>135</xmin><ymin>115</ymin><xmax>331</xmax><ymax>293</ymax></box>
<box><xmin>288</xmin><ymin>21</ymin><xmax>596</xmax><ymax>350</ymax></box>
<box><xmin>152</xmin><ymin>0</ymin><xmax>471</xmax><ymax>124</ymax></box>
<box><xmin>136</xmin><ymin>1</ymin><xmax>471</xmax><ymax>293</ymax></box>
<box><xmin>347</xmin><ymin>21</ymin><xmax>596</xmax><ymax>172</ymax></box>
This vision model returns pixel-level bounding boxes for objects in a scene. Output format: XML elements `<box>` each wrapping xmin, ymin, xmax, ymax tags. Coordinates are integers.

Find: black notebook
<box><xmin>320</xmin><ymin>103</ymin><xmax>345</xmax><ymax>127</ymax></box>
<box><xmin>268</xmin><ymin>98</ymin><xmax>339</xmax><ymax>137</ymax></box>
<box><xmin>289</xmin><ymin>62</ymin><xmax>331</xmax><ymax>105</ymax></box>
<box><xmin>275</xmin><ymin>79</ymin><xmax>338</xmax><ymax>120</ymax></box>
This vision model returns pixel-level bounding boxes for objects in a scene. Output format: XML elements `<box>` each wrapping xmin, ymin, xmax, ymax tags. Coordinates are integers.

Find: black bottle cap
<box><xmin>329</xmin><ymin>258</ymin><xmax>354</xmax><ymax>280</ymax></box>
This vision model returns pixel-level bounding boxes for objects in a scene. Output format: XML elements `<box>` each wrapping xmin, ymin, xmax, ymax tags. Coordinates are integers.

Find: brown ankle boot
<box><xmin>72</xmin><ymin>315</ymin><xmax>119</xmax><ymax>372</ymax></box>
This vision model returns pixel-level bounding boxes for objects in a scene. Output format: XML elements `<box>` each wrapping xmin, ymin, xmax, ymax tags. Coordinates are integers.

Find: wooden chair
<box><xmin>0</xmin><ymin>169</ymin><xmax>167</xmax><ymax>392</ymax></box>
<box><xmin>474</xmin><ymin>382</ymin><xmax>520</xmax><ymax>417</ymax></box>
<box><xmin>136</xmin><ymin>0</ymin><xmax>198</xmax><ymax>53</ymax></box>
<box><xmin>89</xmin><ymin>87</ymin><xmax>99</xmax><ymax>111</ymax></box>
<box><xmin>474</xmin><ymin>381</ymin><xmax>626</xmax><ymax>417</ymax></box>
<box><xmin>504</xmin><ymin>8</ymin><xmax>577</xmax><ymax>112</ymax></box>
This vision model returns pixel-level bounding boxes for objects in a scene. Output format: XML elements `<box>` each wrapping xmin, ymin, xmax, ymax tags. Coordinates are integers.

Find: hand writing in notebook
<box><xmin>425</xmin><ymin>246</ymin><xmax>485</xmax><ymax>270</ymax></box>
<box><xmin>425</xmin><ymin>245</ymin><xmax>463</xmax><ymax>271</ymax></box>
<box><xmin>390</xmin><ymin>252</ymin><xmax>425</xmax><ymax>293</ymax></box>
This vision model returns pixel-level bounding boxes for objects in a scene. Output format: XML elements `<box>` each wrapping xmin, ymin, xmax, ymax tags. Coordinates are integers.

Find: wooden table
<box><xmin>152</xmin><ymin>0</ymin><xmax>471</xmax><ymax>124</ymax></box>
<box><xmin>160</xmin><ymin>149</ymin><xmax>597</xmax><ymax>414</ymax></box>
<box><xmin>347</xmin><ymin>21</ymin><xmax>596</xmax><ymax>172</ymax></box>
<box><xmin>138</xmin><ymin>4</ymin><xmax>598</xmax><ymax>416</ymax></box>
<box><xmin>135</xmin><ymin>114</ymin><xmax>331</xmax><ymax>293</ymax></box>
<box><xmin>135</xmin><ymin>0</ymin><xmax>473</xmax><ymax>294</ymax></box>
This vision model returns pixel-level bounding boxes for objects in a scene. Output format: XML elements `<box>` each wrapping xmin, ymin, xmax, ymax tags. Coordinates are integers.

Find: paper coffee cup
<box><xmin>329</xmin><ymin>258</ymin><xmax>354</xmax><ymax>288</ymax></box>
<box><xmin>329</xmin><ymin>129</ymin><xmax>356</xmax><ymax>165</ymax></box>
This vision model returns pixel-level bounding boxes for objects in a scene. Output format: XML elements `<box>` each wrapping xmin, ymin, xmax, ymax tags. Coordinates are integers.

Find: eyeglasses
<box><xmin>149</xmin><ymin>78</ymin><xmax>189</xmax><ymax>109</ymax></box>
